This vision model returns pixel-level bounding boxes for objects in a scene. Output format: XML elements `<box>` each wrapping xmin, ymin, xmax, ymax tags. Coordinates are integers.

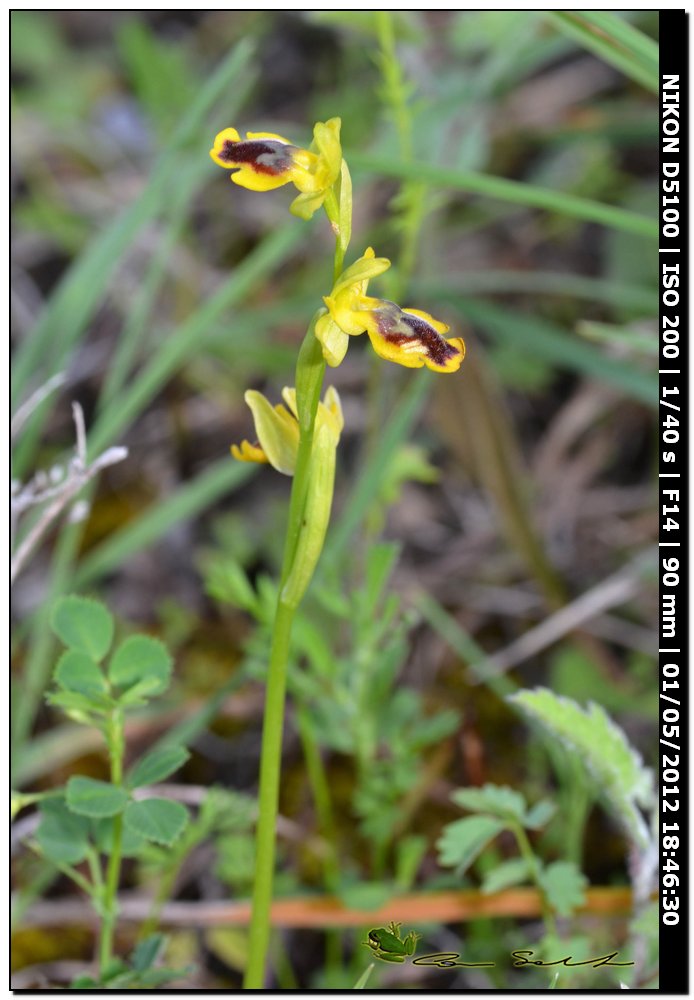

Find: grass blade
<box><xmin>413</xmin><ymin>271</ymin><xmax>657</xmax><ymax>314</ymax></box>
<box><xmin>347</xmin><ymin>152</ymin><xmax>658</xmax><ymax>240</ymax></box>
<box><xmin>546</xmin><ymin>13</ymin><xmax>658</xmax><ymax>94</ymax></box>
<box><xmin>88</xmin><ymin>223</ymin><xmax>304</xmax><ymax>458</ymax></box>
<box><xmin>445</xmin><ymin>298</ymin><xmax>658</xmax><ymax>407</ymax></box>
<box><xmin>11</xmin><ymin>38</ymin><xmax>254</xmax><ymax>408</ymax></box>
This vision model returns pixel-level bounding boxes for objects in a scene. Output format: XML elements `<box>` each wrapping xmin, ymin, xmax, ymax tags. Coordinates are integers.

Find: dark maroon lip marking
<box><xmin>374</xmin><ymin>304</ymin><xmax>459</xmax><ymax>367</ymax></box>
<box><xmin>218</xmin><ymin>139</ymin><xmax>297</xmax><ymax>177</ymax></box>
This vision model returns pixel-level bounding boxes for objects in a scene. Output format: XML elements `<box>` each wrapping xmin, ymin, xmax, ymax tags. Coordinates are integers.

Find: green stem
<box><xmin>243</xmin><ymin>326</ymin><xmax>327</xmax><ymax>990</ymax></box>
<box><xmin>99</xmin><ymin>708</ymin><xmax>125</xmax><ymax>974</ymax></box>
<box><xmin>511</xmin><ymin>821</ymin><xmax>558</xmax><ymax>940</ymax></box>
<box><xmin>243</xmin><ymin>599</ymin><xmax>296</xmax><ymax>989</ymax></box>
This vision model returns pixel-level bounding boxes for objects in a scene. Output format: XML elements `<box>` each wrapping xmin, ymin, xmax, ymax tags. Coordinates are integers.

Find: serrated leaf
<box><xmin>524</xmin><ymin>799</ymin><xmax>557</xmax><ymax>830</ymax></box>
<box><xmin>436</xmin><ymin>815</ymin><xmax>505</xmax><ymax>873</ymax></box>
<box><xmin>51</xmin><ymin>596</ymin><xmax>114</xmax><ymax>660</ymax></box>
<box><xmin>92</xmin><ymin>817</ymin><xmax>145</xmax><ymax>857</ymax></box>
<box><xmin>481</xmin><ymin>857</ymin><xmax>532</xmax><ymax>894</ymax></box>
<box><xmin>124</xmin><ymin>798</ymin><xmax>188</xmax><ymax>845</ymax></box>
<box><xmin>538</xmin><ymin>860</ymin><xmax>588</xmax><ymax>916</ymax></box>
<box><xmin>109</xmin><ymin>635</ymin><xmax>172</xmax><ymax>695</ymax></box>
<box><xmin>66</xmin><ymin>776</ymin><xmax>129</xmax><ymax>818</ymax></box>
<box><xmin>509</xmin><ymin>688</ymin><xmax>654</xmax><ymax>848</ymax></box>
<box><xmin>450</xmin><ymin>784</ymin><xmax>527</xmax><ymax>822</ymax></box>
<box><xmin>35</xmin><ymin>799</ymin><xmax>91</xmax><ymax>865</ymax></box>
<box><xmin>54</xmin><ymin>650</ymin><xmax>109</xmax><ymax>697</ymax></box>
<box><xmin>127</xmin><ymin>746</ymin><xmax>190</xmax><ymax>789</ymax></box>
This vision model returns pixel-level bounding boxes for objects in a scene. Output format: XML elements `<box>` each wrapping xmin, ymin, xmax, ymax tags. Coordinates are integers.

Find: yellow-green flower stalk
<box><xmin>210</xmin><ymin>118</ymin><xmax>342</xmax><ymax>220</ymax></box>
<box><xmin>316</xmin><ymin>248</ymin><xmax>466</xmax><ymax>372</ymax></box>
<box><xmin>210</xmin><ymin>113</ymin><xmax>464</xmax><ymax>991</ymax></box>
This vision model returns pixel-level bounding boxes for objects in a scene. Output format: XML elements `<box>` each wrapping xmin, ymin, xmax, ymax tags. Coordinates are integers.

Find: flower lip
<box><xmin>364</xmin><ymin>302</ymin><xmax>465</xmax><ymax>373</ymax></box>
<box><xmin>216</xmin><ymin>137</ymin><xmax>298</xmax><ymax>177</ymax></box>
<box><xmin>379</xmin><ymin>306</ymin><xmax>459</xmax><ymax>368</ymax></box>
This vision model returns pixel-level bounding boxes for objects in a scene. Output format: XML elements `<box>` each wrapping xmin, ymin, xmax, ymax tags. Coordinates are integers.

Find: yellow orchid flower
<box><xmin>315</xmin><ymin>248</ymin><xmax>466</xmax><ymax>373</ymax></box>
<box><xmin>210</xmin><ymin>118</ymin><xmax>342</xmax><ymax>220</ymax></box>
<box><xmin>231</xmin><ymin>386</ymin><xmax>343</xmax><ymax>476</ymax></box>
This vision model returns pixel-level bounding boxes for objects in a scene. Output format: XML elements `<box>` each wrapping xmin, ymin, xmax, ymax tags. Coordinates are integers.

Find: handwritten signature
<box><xmin>411</xmin><ymin>950</ymin><xmax>633</xmax><ymax>969</ymax></box>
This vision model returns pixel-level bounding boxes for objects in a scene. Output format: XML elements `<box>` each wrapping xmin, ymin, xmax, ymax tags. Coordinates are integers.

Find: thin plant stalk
<box><xmin>99</xmin><ymin>707</ymin><xmax>125</xmax><ymax>972</ymax></box>
<box><xmin>510</xmin><ymin>819</ymin><xmax>558</xmax><ymax>941</ymax></box>
<box><xmin>243</xmin><ymin>174</ymin><xmax>345</xmax><ymax>982</ymax></box>
<box><xmin>243</xmin><ymin>323</ymin><xmax>328</xmax><ymax>989</ymax></box>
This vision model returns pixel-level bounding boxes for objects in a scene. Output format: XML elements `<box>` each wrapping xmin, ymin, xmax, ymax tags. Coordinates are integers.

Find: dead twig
<box><xmin>11</xmin><ymin>401</ymin><xmax>128</xmax><ymax>583</ymax></box>
<box><xmin>474</xmin><ymin>549</ymin><xmax>655</xmax><ymax>680</ymax></box>
<box><xmin>20</xmin><ymin>886</ymin><xmax>635</xmax><ymax>930</ymax></box>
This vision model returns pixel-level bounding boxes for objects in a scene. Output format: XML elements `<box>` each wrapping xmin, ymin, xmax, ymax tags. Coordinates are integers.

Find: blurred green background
<box><xmin>11</xmin><ymin>10</ymin><xmax>659</xmax><ymax>990</ymax></box>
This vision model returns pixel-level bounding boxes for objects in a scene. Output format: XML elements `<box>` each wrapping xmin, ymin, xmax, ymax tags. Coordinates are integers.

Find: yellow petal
<box><xmin>321</xmin><ymin>385</ymin><xmax>344</xmax><ymax>435</ymax></box>
<box><xmin>310</xmin><ymin>118</ymin><xmax>342</xmax><ymax>188</ymax></box>
<box><xmin>402</xmin><ymin>308</ymin><xmax>450</xmax><ymax>336</ymax></box>
<box><xmin>290</xmin><ymin>188</ymin><xmax>325</xmax><ymax>219</ymax></box>
<box><xmin>315</xmin><ymin>312</ymin><xmax>350</xmax><ymax>366</ymax></box>
<box><xmin>332</xmin><ymin>248</ymin><xmax>391</xmax><ymax>299</ymax></box>
<box><xmin>230</xmin><ymin>440</ymin><xmax>268</xmax><ymax>464</ymax></box>
<box><xmin>280</xmin><ymin>387</ymin><xmax>298</xmax><ymax>419</ymax></box>
<box><xmin>230</xmin><ymin>167</ymin><xmax>292</xmax><ymax>192</ymax></box>
<box><xmin>323</xmin><ymin>295</ymin><xmax>367</xmax><ymax>338</ymax></box>
<box><xmin>244</xmin><ymin>390</ymin><xmax>300</xmax><ymax>475</ymax></box>
<box><xmin>246</xmin><ymin>130</ymin><xmax>294</xmax><ymax>145</ymax></box>
<box><xmin>209</xmin><ymin>127</ymin><xmax>241</xmax><ymax>167</ymax></box>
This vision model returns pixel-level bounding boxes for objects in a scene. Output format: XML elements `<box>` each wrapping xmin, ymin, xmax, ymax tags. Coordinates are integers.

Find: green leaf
<box><xmin>46</xmin><ymin>689</ymin><xmax>110</xmax><ymax>719</ymax></box>
<box><xmin>127</xmin><ymin>746</ymin><xmax>190</xmax><ymax>789</ymax></box>
<box><xmin>481</xmin><ymin>857</ymin><xmax>532</xmax><ymax>894</ymax></box>
<box><xmin>538</xmin><ymin>860</ymin><xmax>588</xmax><ymax>917</ymax></box>
<box><xmin>509</xmin><ymin>688</ymin><xmax>654</xmax><ymax>849</ymax></box>
<box><xmin>451</xmin><ymin>784</ymin><xmax>527</xmax><ymax>823</ymax></box>
<box><xmin>35</xmin><ymin>799</ymin><xmax>91</xmax><ymax>865</ymax></box>
<box><xmin>124</xmin><ymin>798</ymin><xmax>188</xmax><ymax>846</ymax></box>
<box><xmin>109</xmin><ymin>635</ymin><xmax>173</xmax><ymax>696</ymax></box>
<box><xmin>130</xmin><ymin>934</ymin><xmax>166</xmax><ymax>972</ymax></box>
<box><xmin>436</xmin><ymin>815</ymin><xmax>505</xmax><ymax>873</ymax></box>
<box><xmin>66</xmin><ymin>776</ymin><xmax>129</xmax><ymax>818</ymax></box>
<box><xmin>92</xmin><ymin>817</ymin><xmax>145</xmax><ymax>857</ymax></box>
<box><xmin>54</xmin><ymin>650</ymin><xmax>109</xmax><ymax>698</ymax></box>
<box><xmin>546</xmin><ymin>12</ymin><xmax>658</xmax><ymax>94</ymax></box>
<box><xmin>69</xmin><ymin>976</ymin><xmax>99</xmax><ymax>989</ymax></box>
<box><xmin>524</xmin><ymin>799</ymin><xmax>557</xmax><ymax>830</ymax></box>
<box><xmin>51</xmin><ymin>596</ymin><xmax>114</xmax><ymax>661</ymax></box>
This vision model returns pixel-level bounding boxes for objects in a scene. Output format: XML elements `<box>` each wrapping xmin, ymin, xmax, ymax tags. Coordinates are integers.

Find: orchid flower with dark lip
<box><xmin>210</xmin><ymin>119</ymin><xmax>342</xmax><ymax>220</ymax></box>
<box><xmin>316</xmin><ymin>248</ymin><xmax>466</xmax><ymax>373</ymax></box>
